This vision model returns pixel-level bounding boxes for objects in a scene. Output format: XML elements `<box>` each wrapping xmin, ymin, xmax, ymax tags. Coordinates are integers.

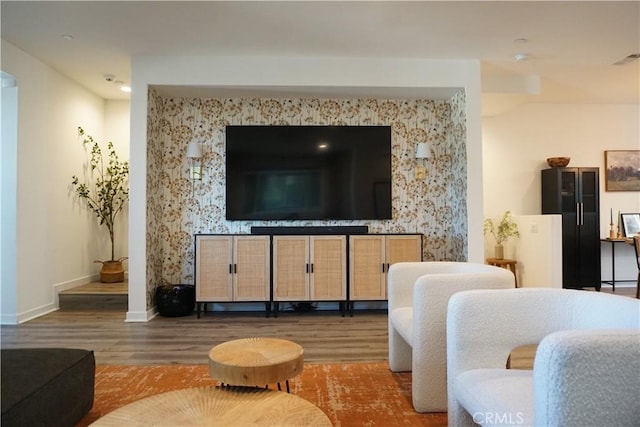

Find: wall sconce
<box><xmin>186</xmin><ymin>141</ymin><xmax>203</xmax><ymax>180</ymax></box>
<box><xmin>415</xmin><ymin>142</ymin><xmax>430</xmax><ymax>180</ymax></box>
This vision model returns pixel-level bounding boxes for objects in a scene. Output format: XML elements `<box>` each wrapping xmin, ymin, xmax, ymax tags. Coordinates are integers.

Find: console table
<box><xmin>600</xmin><ymin>238</ymin><xmax>635</xmax><ymax>291</ymax></box>
<box><xmin>194</xmin><ymin>230</ymin><xmax>423</xmax><ymax>317</ymax></box>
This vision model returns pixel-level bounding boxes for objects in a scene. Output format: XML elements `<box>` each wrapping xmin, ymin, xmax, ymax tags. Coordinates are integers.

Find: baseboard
<box><xmin>126</xmin><ymin>307</ymin><xmax>158</xmax><ymax>322</ymax></box>
<box><xmin>0</xmin><ymin>313</ymin><xmax>18</xmax><ymax>325</ymax></box>
<box><xmin>53</xmin><ymin>274</ymin><xmax>100</xmax><ymax>306</ymax></box>
<box><xmin>16</xmin><ymin>303</ymin><xmax>58</xmax><ymax>324</ymax></box>
<box><xmin>607</xmin><ymin>282</ymin><xmax>636</xmax><ymax>288</ymax></box>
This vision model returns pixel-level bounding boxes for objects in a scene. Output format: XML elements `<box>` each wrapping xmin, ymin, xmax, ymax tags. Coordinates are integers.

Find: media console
<box><xmin>193</xmin><ymin>232</ymin><xmax>423</xmax><ymax>317</ymax></box>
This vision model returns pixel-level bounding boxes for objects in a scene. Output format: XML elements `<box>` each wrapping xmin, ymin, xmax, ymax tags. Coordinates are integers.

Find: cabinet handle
<box><xmin>306</xmin><ymin>263</ymin><xmax>309</xmax><ymax>274</ymax></box>
<box><xmin>576</xmin><ymin>203</ymin><xmax>580</xmax><ymax>226</ymax></box>
<box><xmin>310</xmin><ymin>263</ymin><xmax>314</xmax><ymax>273</ymax></box>
<box><xmin>229</xmin><ymin>264</ymin><xmax>233</xmax><ymax>274</ymax></box>
<box><xmin>234</xmin><ymin>264</ymin><xmax>237</xmax><ymax>274</ymax></box>
<box><xmin>581</xmin><ymin>203</ymin><xmax>584</xmax><ymax>226</ymax></box>
<box><xmin>381</xmin><ymin>263</ymin><xmax>385</xmax><ymax>273</ymax></box>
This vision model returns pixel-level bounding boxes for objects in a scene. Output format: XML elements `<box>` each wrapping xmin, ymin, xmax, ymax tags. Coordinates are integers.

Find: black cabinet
<box><xmin>542</xmin><ymin>167</ymin><xmax>601</xmax><ymax>290</ymax></box>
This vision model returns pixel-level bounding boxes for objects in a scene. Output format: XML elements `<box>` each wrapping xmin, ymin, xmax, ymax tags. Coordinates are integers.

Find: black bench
<box><xmin>1</xmin><ymin>348</ymin><xmax>95</xmax><ymax>427</ymax></box>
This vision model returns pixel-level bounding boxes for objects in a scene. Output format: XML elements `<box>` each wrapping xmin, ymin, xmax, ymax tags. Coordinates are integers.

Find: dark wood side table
<box><xmin>600</xmin><ymin>238</ymin><xmax>635</xmax><ymax>292</ymax></box>
<box><xmin>486</xmin><ymin>258</ymin><xmax>518</xmax><ymax>287</ymax></box>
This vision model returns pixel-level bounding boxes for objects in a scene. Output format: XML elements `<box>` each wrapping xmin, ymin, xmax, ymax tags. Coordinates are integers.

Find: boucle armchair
<box><xmin>447</xmin><ymin>288</ymin><xmax>640</xmax><ymax>427</ymax></box>
<box><xmin>387</xmin><ymin>261</ymin><xmax>515</xmax><ymax>412</ymax></box>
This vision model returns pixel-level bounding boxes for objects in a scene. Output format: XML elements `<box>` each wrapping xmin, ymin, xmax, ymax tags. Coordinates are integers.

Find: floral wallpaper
<box><xmin>145</xmin><ymin>90</ymin><xmax>468</xmax><ymax>309</ymax></box>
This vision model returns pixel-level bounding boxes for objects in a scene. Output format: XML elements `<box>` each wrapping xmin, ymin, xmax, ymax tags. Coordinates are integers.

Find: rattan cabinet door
<box><xmin>195</xmin><ymin>235</ymin><xmax>233</xmax><ymax>301</ymax></box>
<box><xmin>233</xmin><ymin>236</ymin><xmax>270</xmax><ymax>301</ymax></box>
<box><xmin>309</xmin><ymin>236</ymin><xmax>347</xmax><ymax>301</ymax></box>
<box><xmin>349</xmin><ymin>235</ymin><xmax>386</xmax><ymax>300</ymax></box>
<box><xmin>273</xmin><ymin>236</ymin><xmax>310</xmax><ymax>301</ymax></box>
<box><xmin>385</xmin><ymin>235</ymin><xmax>422</xmax><ymax>265</ymax></box>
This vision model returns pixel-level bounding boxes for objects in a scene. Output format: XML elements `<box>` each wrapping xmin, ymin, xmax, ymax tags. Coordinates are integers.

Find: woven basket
<box><xmin>546</xmin><ymin>157</ymin><xmax>570</xmax><ymax>168</ymax></box>
<box><xmin>96</xmin><ymin>259</ymin><xmax>125</xmax><ymax>283</ymax></box>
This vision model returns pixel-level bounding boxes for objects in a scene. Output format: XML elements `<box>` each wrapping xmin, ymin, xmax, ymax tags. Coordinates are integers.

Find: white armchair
<box><xmin>447</xmin><ymin>288</ymin><xmax>640</xmax><ymax>427</ymax></box>
<box><xmin>387</xmin><ymin>261</ymin><xmax>515</xmax><ymax>412</ymax></box>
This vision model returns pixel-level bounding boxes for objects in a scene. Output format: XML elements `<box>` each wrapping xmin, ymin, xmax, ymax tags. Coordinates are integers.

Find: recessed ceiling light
<box><xmin>61</xmin><ymin>34</ymin><xmax>74</xmax><ymax>40</ymax></box>
<box><xmin>115</xmin><ymin>80</ymin><xmax>132</xmax><ymax>92</ymax></box>
<box><xmin>514</xmin><ymin>38</ymin><xmax>529</xmax><ymax>44</ymax></box>
<box><xmin>514</xmin><ymin>53</ymin><xmax>529</xmax><ymax>62</ymax></box>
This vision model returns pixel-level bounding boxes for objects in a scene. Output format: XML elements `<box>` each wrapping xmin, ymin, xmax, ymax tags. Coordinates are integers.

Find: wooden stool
<box><xmin>486</xmin><ymin>258</ymin><xmax>518</xmax><ymax>287</ymax></box>
<box><xmin>209</xmin><ymin>337</ymin><xmax>304</xmax><ymax>393</ymax></box>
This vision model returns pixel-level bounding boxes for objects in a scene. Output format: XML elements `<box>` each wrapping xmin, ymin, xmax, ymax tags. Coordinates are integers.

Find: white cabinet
<box><xmin>272</xmin><ymin>235</ymin><xmax>347</xmax><ymax>311</ymax></box>
<box><xmin>348</xmin><ymin>234</ymin><xmax>422</xmax><ymax>301</ymax></box>
<box><xmin>195</xmin><ymin>235</ymin><xmax>270</xmax><ymax>316</ymax></box>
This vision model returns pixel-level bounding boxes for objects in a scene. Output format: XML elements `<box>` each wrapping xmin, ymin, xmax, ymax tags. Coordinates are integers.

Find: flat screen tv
<box><xmin>225</xmin><ymin>125</ymin><xmax>392</xmax><ymax>221</ymax></box>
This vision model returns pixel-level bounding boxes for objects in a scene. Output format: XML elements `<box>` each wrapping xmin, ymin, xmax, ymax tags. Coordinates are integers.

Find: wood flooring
<box><xmin>2</xmin><ymin>284</ymin><xmax>636</xmax><ymax>366</ymax></box>
<box><xmin>0</xmin><ymin>308</ymin><xmax>389</xmax><ymax>365</ymax></box>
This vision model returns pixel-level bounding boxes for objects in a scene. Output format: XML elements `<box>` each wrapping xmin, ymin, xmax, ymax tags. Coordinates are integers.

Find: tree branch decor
<box><xmin>483</xmin><ymin>210</ymin><xmax>520</xmax><ymax>246</ymax></box>
<box><xmin>71</xmin><ymin>127</ymin><xmax>129</xmax><ymax>262</ymax></box>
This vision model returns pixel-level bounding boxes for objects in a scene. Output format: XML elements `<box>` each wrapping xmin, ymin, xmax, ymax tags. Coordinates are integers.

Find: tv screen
<box><xmin>225</xmin><ymin>125</ymin><xmax>392</xmax><ymax>221</ymax></box>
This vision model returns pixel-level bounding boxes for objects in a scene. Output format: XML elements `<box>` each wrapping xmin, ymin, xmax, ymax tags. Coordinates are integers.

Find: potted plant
<box><xmin>71</xmin><ymin>127</ymin><xmax>129</xmax><ymax>282</ymax></box>
<box><xmin>483</xmin><ymin>211</ymin><xmax>520</xmax><ymax>259</ymax></box>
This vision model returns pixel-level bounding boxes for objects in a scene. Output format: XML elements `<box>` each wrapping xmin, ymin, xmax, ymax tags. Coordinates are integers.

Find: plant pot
<box><xmin>95</xmin><ymin>258</ymin><xmax>126</xmax><ymax>283</ymax></box>
<box><xmin>155</xmin><ymin>284</ymin><xmax>195</xmax><ymax>317</ymax></box>
<box><xmin>494</xmin><ymin>244</ymin><xmax>504</xmax><ymax>260</ymax></box>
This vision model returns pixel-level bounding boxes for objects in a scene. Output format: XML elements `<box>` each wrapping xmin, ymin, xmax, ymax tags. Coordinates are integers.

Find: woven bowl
<box><xmin>546</xmin><ymin>157</ymin><xmax>570</xmax><ymax>168</ymax></box>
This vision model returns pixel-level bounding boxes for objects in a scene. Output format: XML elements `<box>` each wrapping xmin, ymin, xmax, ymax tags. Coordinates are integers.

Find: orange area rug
<box><xmin>78</xmin><ymin>362</ymin><xmax>447</xmax><ymax>426</ymax></box>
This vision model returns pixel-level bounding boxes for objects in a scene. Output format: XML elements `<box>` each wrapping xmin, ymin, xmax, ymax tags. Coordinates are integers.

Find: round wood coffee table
<box><xmin>209</xmin><ymin>337</ymin><xmax>304</xmax><ymax>392</ymax></box>
<box><xmin>90</xmin><ymin>385</ymin><xmax>331</xmax><ymax>426</ymax></box>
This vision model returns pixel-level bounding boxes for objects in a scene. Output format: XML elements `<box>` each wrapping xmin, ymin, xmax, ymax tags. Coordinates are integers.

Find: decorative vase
<box><xmin>155</xmin><ymin>284</ymin><xmax>195</xmax><ymax>317</ymax></box>
<box><xmin>494</xmin><ymin>244</ymin><xmax>504</xmax><ymax>260</ymax></box>
<box><xmin>95</xmin><ymin>258</ymin><xmax>127</xmax><ymax>283</ymax></box>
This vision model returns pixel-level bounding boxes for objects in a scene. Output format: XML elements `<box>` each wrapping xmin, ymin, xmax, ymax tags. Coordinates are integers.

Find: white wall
<box><xmin>483</xmin><ymin>103</ymin><xmax>640</xmax><ymax>285</ymax></box>
<box><xmin>128</xmin><ymin>55</ymin><xmax>484</xmax><ymax>321</ymax></box>
<box><xmin>513</xmin><ymin>215</ymin><xmax>563</xmax><ymax>288</ymax></box>
<box><xmin>105</xmin><ymin>100</ymin><xmax>130</xmax><ymax>264</ymax></box>
<box><xmin>0</xmin><ymin>40</ymin><xmax>130</xmax><ymax>323</ymax></box>
<box><xmin>1</xmin><ymin>73</ymin><xmax>19</xmax><ymax>323</ymax></box>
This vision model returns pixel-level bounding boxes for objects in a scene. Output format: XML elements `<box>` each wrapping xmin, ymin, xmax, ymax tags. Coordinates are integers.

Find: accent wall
<box><xmin>144</xmin><ymin>90</ymin><xmax>468</xmax><ymax>309</ymax></box>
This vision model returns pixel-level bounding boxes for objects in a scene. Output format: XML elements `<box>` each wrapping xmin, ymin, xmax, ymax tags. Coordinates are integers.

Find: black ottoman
<box><xmin>155</xmin><ymin>284</ymin><xmax>195</xmax><ymax>317</ymax></box>
<box><xmin>1</xmin><ymin>348</ymin><xmax>95</xmax><ymax>427</ymax></box>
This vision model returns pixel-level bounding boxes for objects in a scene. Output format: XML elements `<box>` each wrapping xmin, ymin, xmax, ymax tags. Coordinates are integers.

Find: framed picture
<box><xmin>605</xmin><ymin>150</ymin><xmax>640</xmax><ymax>191</ymax></box>
<box><xmin>620</xmin><ymin>213</ymin><xmax>640</xmax><ymax>237</ymax></box>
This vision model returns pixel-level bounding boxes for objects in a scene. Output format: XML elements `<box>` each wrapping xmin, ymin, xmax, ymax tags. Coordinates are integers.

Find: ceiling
<box><xmin>2</xmin><ymin>1</ymin><xmax>639</xmax><ymax>116</ymax></box>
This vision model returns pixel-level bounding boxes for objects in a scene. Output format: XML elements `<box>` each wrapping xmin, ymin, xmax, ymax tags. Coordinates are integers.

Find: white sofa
<box><xmin>447</xmin><ymin>288</ymin><xmax>640</xmax><ymax>426</ymax></box>
<box><xmin>387</xmin><ymin>262</ymin><xmax>515</xmax><ymax>412</ymax></box>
